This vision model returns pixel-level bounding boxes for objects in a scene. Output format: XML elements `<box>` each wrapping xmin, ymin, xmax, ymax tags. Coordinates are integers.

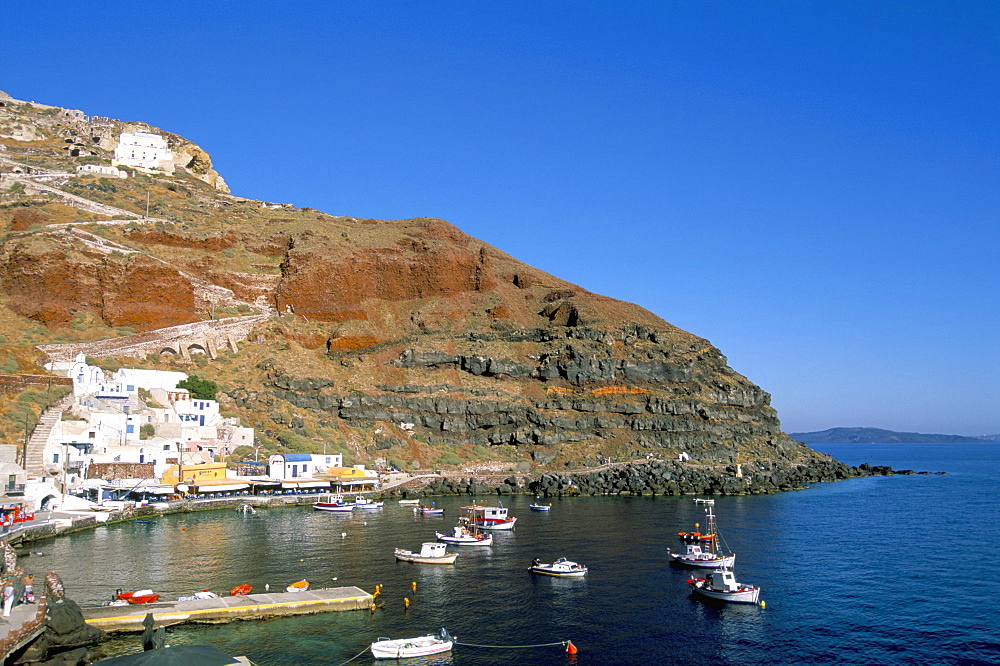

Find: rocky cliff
<box><xmin>0</xmin><ymin>91</ymin><xmax>822</xmax><ymax>471</ymax></box>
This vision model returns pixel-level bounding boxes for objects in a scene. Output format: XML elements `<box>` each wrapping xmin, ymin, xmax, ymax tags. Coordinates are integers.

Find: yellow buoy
<box><xmin>411</xmin><ymin>581</ymin><xmax>417</xmax><ymax>591</ymax></box>
<box><xmin>760</xmin><ymin>600</ymin><xmax>766</xmax><ymax>608</ymax></box>
<box><xmin>403</xmin><ymin>597</ymin><xmax>410</xmax><ymax>608</ymax></box>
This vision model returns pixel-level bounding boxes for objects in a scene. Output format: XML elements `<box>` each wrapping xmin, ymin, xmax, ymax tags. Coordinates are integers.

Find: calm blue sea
<box><xmin>31</xmin><ymin>443</ymin><xmax>1000</xmax><ymax>665</ymax></box>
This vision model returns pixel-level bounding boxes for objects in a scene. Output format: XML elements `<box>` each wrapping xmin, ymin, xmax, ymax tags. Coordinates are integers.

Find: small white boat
<box><xmin>529</xmin><ymin>502</ymin><xmax>552</xmax><ymax>511</ymax></box>
<box><xmin>371</xmin><ymin>628</ymin><xmax>454</xmax><ymax>660</ymax></box>
<box><xmin>394</xmin><ymin>542</ymin><xmax>458</xmax><ymax>564</ymax></box>
<box><xmin>530</xmin><ymin>557</ymin><xmax>587</xmax><ymax>577</ymax></box>
<box><xmin>416</xmin><ymin>503</ymin><xmax>444</xmax><ymax>515</ymax></box>
<box><xmin>466</xmin><ymin>502</ymin><xmax>517</xmax><ymax>530</ymax></box>
<box><xmin>353</xmin><ymin>495</ymin><xmax>384</xmax><ymax>509</ymax></box>
<box><xmin>669</xmin><ymin>499</ymin><xmax>736</xmax><ymax>568</ymax></box>
<box><xmin>398</xmin><ymin>499</ymin><xmax>420</xmax><ymax>506</ymax></box>
<box><xmin>687</xmin><ymin>568</ymin><xmax>760</xmax><ymax>604</ymax></box>
<box><xmin>236</xmin><ymin>503</ymin><xmax>256</xmax><ymax>514</ymax></box>
<box><xmin>436</xmin><ymin>524</ymin><xmax>493</xmax><ymax>546</ymax></box>
<box><xmin>313</xmin><ymin>494</ymin><xmax>355</xmax><ymax>512</ymax></box>
<box><xmin>178</xmin><ymin>590</ymin><xmax>220</xmax><ymax>601</ymax></box>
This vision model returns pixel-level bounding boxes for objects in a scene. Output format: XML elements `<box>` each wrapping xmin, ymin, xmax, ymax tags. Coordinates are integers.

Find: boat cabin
<box><xmin>464</xmin><ymin>504</ymin><xmax>508</xmax><ymax>522</ymax></box>
<box><xmin>419</xmin><ymin>542</ymin><xmax>449</xmax><ymax>558</ymax></box>
<box><xmin>707</xmin><ymin>569</ymin><xmax>740</xmax><ymax>591</ymax></box>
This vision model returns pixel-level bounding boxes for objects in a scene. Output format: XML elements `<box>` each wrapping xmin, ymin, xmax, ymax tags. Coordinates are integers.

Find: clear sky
<box><xmin>3</xmin><ymin>1</ymin><xmax>998</xmax><ymax>436</ymax></box>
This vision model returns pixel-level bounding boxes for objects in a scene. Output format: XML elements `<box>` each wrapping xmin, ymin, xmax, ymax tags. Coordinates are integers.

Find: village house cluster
<box><xmin>0</xmin><ymin>355</ymin><xmax>378</xmax><ymax>527</ymax></box>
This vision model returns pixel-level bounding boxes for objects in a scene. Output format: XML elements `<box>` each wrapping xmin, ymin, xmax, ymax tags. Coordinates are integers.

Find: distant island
<box><xmin>789</xmin><ymin>427</ymin><xmax>998</xmax><ymax>444</ymax></box>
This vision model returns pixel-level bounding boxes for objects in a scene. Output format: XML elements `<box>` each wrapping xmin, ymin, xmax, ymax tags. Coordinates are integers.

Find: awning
<box><xmin>280</xmin><ymin>480</ymin><xmax>330</xmax><ymax>489</ymax></box>
<box><xmin>130</xmin><ymin>486</ymin><xmax>174</xmax><ymax>495</ymax></box>
<box><xmin>191</xmin><ymin>483</ymin><xmax>250</xmax><ymax>492</ymax></box>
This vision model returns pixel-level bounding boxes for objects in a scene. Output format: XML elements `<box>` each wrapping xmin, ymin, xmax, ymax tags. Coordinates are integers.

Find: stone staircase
<box><xmin>23</xmin><ymin>393</ymin><xmax>76</xmax><ymax>483</ymax></box>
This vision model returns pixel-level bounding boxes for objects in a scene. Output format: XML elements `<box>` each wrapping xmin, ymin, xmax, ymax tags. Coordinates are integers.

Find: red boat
<box><xmin>230</xmin><ymin>584</ymin><xmax>252</xmax><ymax>596</ymax></box>
<box><xmin>116</xmin><ymin>589</ymin><xmax>160</xmax><ymax>604</ymax></box>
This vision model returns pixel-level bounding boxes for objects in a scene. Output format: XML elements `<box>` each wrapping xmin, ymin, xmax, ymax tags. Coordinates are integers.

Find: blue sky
<box><xmin>4</xmin><ymin>2</ymin><xmax>998</xmax><ymax>435</ymax></box>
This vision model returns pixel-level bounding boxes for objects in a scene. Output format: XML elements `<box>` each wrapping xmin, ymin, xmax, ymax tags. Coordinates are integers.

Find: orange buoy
<box><xmin>566</xmin><ymin>640</ymin><xmax>578</xmax><ymax>654</ymax></box>
<box><xmin>411</xmin><ymin>581</ymin><xmax>417</xmax><ymax>591</ymax></box>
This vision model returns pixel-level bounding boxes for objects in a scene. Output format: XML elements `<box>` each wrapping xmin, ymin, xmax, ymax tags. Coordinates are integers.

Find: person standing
<box><xmin>21</xmin><ymin>574</ymin><xmax>33</xmax><ymax>603</ymax></box>
<box><xmin>2</xmin><ymin>577</ymin><xmax>14</xmax><ymax>617</ymax></box>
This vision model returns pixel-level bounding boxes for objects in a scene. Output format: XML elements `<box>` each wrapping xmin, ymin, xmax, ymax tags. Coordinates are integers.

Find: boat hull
<box><xmin>530</xmin><ymin>566</ymin><xmax>587</xmax><ymax>577</ymax></box>
<box><xmin>435</xmin><ymin>531</ymin><xmax>493</xmax><ymax>546</ymax></box>
<box><xmin>687</xmin><ymin>579</ymin><xmax>760</xmax><ymax>604</ymax></box>
<box><xmin>313</xmin><ymin>503</ymin><xmax>355</xmax><ymax>512</ymax></box>
<box><xmin>475</xmin><ymin>518</ymin><xmax>517</xmax><ymax>530</ymax></box>
<box><xmin>668</xmin><ymin>551</ymin><xmax>736</xmax><ymax>568</ymax></box>
<box><xmin>529</xmin><ymin>504</ymin><xmax>551</xmax><ymax>511</ymax></box>
<box><xmin>230</xmin><ymin>584</ymin><xmax>252</xmax><ymax>596</ymax></box>
<box><xmin>371</xmin><ymin>637</ymin><xmax>452</xmax><ymax>660</ymax></box>
<box><xmin>394</xmin><ymin>549</ymin><xmax>458</xmax><ymax>564</ymax></box>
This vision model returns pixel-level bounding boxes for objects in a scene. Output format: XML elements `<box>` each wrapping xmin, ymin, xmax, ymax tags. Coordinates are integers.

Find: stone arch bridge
<box><xmin>36</xmin><ymin>314</ymin><xmax>271</xmax><ymax>364</ymax></box>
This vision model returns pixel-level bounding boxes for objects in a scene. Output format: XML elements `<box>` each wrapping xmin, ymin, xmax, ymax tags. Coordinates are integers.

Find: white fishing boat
<box><xmin>529</xmin><ymin>557</ymin><xmax>587</xmax><ymax>577</ymax></box>
<box><xmin>313</xmin><ymin>494</ymin><xmax>355</xmax><ymax>512</ymax></box>
<box><xmin>371</xmin><ymin>628</ymin><xmax>454</xmax><ymax>660</ymax></box>
<box><xmin>353</xmin><ymin>495</ymin><xmax>384</xmax><ymax>509</ymax></box>
<box><xmin>529</xmin><ymin>502</ymin><xmax>552</xmax><ymax>511</ymax></box>
<box><xmin>394</xmin><ymin>542</ymin><xmax>459</xmax><ymax>564</ymax></box>
<box><xmin>687</xmin><ymin>568</ymin><xmax>761</xmax><ymax>604</ymax></box>
<box><xmin>415</xmin><ymin>503</ymin><xmax>444</xmax><ymax>515</ymax></box>
<box><xmin>668</xmin><ymin>499</ymin><xmax>736</xmax><ymax>568</ymax></box>
<box><xmin>398</xmin><ymin>499</ymin><xmax>420</xmax><ymax>506</ymax></box>
<box><xmin>466</xmin><ymin>502</ymin><xmax>517</xmax><ymax>530</ymax></box>
<box><xmin>435</xmin><ymin>523</ymin><xmax>493</xmax><ymax>546</ymax></box>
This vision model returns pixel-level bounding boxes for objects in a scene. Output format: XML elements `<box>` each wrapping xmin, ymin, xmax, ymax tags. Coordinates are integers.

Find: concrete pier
<box><xmin>82</xmin><ymin>586</ymin><xmax>373</xmax><ymax>633</ymax></box>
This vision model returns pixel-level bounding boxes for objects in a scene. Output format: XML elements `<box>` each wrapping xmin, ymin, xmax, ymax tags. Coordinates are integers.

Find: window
<box><xmin>126</xmin><ymin>425</ymin><xmax>134</xmax><ymax>434</ymax></box>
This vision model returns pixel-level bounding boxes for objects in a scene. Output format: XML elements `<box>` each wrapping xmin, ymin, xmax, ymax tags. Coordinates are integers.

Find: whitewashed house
<box><xmin>113</xmin><ymin>131</ymin><xmax>174</xmax><ymax>173</ymax></box>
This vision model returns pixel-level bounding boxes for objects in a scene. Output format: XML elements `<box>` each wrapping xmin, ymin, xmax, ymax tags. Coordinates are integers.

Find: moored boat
<box><xmin>353</xmin><ymin>495</ymin><xmax>384</xmax><ymax>509</ymax></box>
<box><xmin>313</xmin><ymin>494</ymin><xmax>355</xmax><ymax>512</ymax></box>
<box><xmin>466</xmin><ymin>502</ymin><xmax>517</xmax><ymax>530</ymax></box>
<box><xmin>398</xmin><ymin>499</ymin><xmax>420</xmax><ymax>506</ymax></box>
<box><xmin>116</xmin><ymin>589</ymin><xmax>160</xmax><ymax>604</ymax></box>
<box><xmin>286</xmin><ymin>579</ymin><xmax>309</xmax><ymax>593</ymax></box>
<box><xmin>687</xmin><ymin>568</ymin><xmax>761</xmax><ymax>604</ymax></box>
<box><xmin>371</xmin><ymin>628</ymin><xmax>454</xmax><ymax>660</ymax></box>
<box><xmin>668</xmin><ymin>499</ymin><xmax>736</xmax><ymax>568</ymax></box>
<box><xmin>394</xmin><ymin>542</ymin><xmax>459</xmax><ymax>564</ymax></box>
<box><xmin>178</xmin><ymin>590</ymin><xmax>220</xmax><ymax>601</ymax></box>
<box><xmin>416</xmin><ymin>503</ymin><xmax>444</xmax><ymax>515</ymax></box>
<box><xmin>230</xmin><ymin>584</ymin><xmax>252</xmax><ymax>596</ymax></box>
<box><xmin>529</xmin><ymin>557</ymin><xmax>587</xmax><ymax>577</ymax></box>
<box><xmin>435</xmin><ymin>524</ymin><xmax>493</xmax><ymax>546</ymax></box>
<box><xmin>529</xmin><ymin>502</ymin><xmax>552</xmax><ymax>511</ymax></box>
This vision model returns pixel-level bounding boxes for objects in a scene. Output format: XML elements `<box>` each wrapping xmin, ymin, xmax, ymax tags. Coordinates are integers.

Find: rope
<box><xmin>336</xmin><ymin>646</ymin><xmax>371</xmax><ymax>666</ymax></box>
<box><xmin>455</xmin><ymin>640</ymin><xmax>569</xmax><ymax>649</ymax></box>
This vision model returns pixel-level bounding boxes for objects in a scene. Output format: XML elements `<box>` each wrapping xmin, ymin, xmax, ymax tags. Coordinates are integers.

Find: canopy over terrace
<box><xmin>320</xmin><ymin>466</ymin><xmax>379</xmax><ymax>493</ymax></box>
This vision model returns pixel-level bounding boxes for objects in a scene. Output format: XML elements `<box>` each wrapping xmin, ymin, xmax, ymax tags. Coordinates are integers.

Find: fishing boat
<box><xmin>353</xmin><ymin>495</ymin><xmax>384</xmax><ymax>509</ymax></box>
<box><xmin>313</xmin><ymin>494</ymin><xmax>355</xmax><ymax>512</ymax></box>
<box><xmin>529</xmin><ymin>557</ymin><xmax>587</xmax><ymax>577</ymax></box>
<box><xmin>229</xmin><ymin>584</ymin><xmax>252</xmax><ymax>596</ymax></box>
<box><xmin>398</xmin><ymin>499</ymin><xmax>421</xmax><ymax>506</ymax></box>
<box><xmin>687</xmin><ymin>568</ymin><xmax>761</xmax><ymax>604</ymax></box>
<box><xmin>286</xmin><ymin>579</ymin><xmax>309</xmax><ymax>593</ymax></box>
<box><xmin>529</xmin><ymin>502</ymin><xmax>552</xmax><ymax>511</ymax></box>
<box><xmin>394</xmin><ymin>542</ymin><xmax>459</xmax><ymax>564</ymax></box>
<box><xmin>415</xmin><ymin>503</ymin><xmax>444</xmax><ymax>515</ymax></box>
<box><xmin>116</xmin><ymin>589</ymin><xmax>160</xmax><ymax>604</ymax></box>
<box><xmin>668</xmin><ymin>499</ymin><xmax>736</xmax><ymax>568</ymax></box>
<box><xmin>466</xmin><ymin>502</ymin><xmax>517</xmax><ymax>530</ymax></box>
<box><xmin>371</xmin><ymin>628</ymin><xmax>454</xmax><ymax>660</ymax></box>
<box><xmin>435</xmin><ymin>523</ymin><xmax>493</xmax><ymax>546</ymax></box>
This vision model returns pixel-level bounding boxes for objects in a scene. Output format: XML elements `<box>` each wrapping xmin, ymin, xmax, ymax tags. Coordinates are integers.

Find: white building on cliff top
<box><xmin>113</xmin><ymin>131</ymin><xmax>174</xmax><ymax>173</ymax></box>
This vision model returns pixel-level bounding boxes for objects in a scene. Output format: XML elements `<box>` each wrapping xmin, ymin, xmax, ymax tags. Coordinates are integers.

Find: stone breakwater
<box><xmin>405</xmin><ymin>458</ymin><xmax>936</xmax><ymax>499</ymax></box>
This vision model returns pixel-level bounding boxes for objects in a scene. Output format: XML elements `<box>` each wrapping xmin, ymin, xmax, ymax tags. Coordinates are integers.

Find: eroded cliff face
<box><xmin>0</xmin><ymin>92</ymin><xmax>813</xmax><ymax>468</ymax></box>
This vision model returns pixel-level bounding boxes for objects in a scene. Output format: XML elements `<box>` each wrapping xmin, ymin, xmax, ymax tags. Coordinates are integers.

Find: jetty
<box><xmin>82</xmin><ymin>586</ymin><xmax>373</xmax><ymax>633</ymax></box>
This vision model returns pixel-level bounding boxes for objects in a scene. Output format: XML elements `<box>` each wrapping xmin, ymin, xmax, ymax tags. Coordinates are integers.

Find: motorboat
<box><xmin>416</xmin><ymin>503</ymin><xmax>444</xmax><ymax>515</ymax></box>
<box><xmin>398</xmin><ymin>499</ymin><xmax>421</xmax><ymax>506</ymax></box>
<box><xmin>286</xmin><ymin>579</ymin><xmax>309</xmax><ymax>593</ymax></box>
<box><xmin>236</xmin><ymin>503</ymin><xmax>255</xmax><ymax>514</ymax></box>
<box><xmin>465</xmin><ymin>502</ymin><xmax>517</xmax><ymax>530</ymax></box>
<box><xmin>353</xmin><ymin>495</ymin><xmax>384</xmax><ymax>509</ymax></box>
<box><xmin>230</xmin><ymin>584</ymin><xmax>252</xmax><ymax>596</ymax></box>
<box><xmin>313</xmin><ymin>494</ymin><xmax>355</xmax><ymax>512</ymax></box>
<box><xmin>668</xmin><ymin>499</ymin><xmax>736</xmax><ymax>568</ymax></box>
<box><xmin>687</xmin><ymin>568</ymin><xmax>761</xmax><ymax>604</ymax></box>
<box><xmin>178</xmin><ymin>590</ymin><xmax>220</xmax><ymax>601</ymax></box>
<box><xmin>529</xmin><ymin>502</ymin><xmax>552</xmax><ymax>511</ymax></box>
<box><xmin>116</xmin><ymin>589</ymin><xmax>160</xmax><ymax>604</ymax></box>
<box><xmin>394</xmin><ymin>542</ymin><xmax>459</xmax><ymax>564</ymax></box>
<box><xmin>436</xmin><ymin>524</ymin><xmax>493</xmax><ymax>546</ymax></box>
<box><xmin>529</xmin><ymin>557</ymin><xmax>587</xmax><ymax>577</ymax></box>
<box><xmin>371</xmin><ymin>628</ymin><xmax>454</xmax><ymax>660</ymax></box>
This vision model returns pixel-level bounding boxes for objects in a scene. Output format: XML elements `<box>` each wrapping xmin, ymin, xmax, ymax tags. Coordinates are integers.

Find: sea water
<box><xmin>31</xmin><ymin>443</ymin><xmax>1000</xmax><ymax>665</ymax></box>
